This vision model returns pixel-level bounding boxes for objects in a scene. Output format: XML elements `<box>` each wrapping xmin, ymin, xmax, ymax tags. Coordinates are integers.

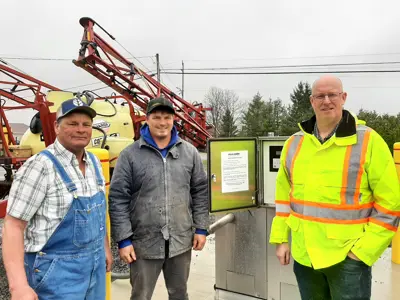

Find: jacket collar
<box><xmin>299</xmin><ymin>109</ymin><xmax>357</xmax><ymax>138</ymax></box>
<box><xmin>138</xmin><ymin>136</ymin><xmax>182</xmax><ymax>158</ymax></box>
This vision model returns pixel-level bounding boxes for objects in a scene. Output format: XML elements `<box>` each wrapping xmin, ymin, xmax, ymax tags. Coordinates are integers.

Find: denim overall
<box><xmin>24</xmin><ymin>150</ymin><xmax>106</xmax><ymax>300</ymax></box>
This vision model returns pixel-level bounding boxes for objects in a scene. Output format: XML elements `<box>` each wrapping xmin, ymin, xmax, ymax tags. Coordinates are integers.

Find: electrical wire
<box><xmin>161</xmin><ymin>70</ymin><xmax>400</xmax><ymax>75</ymax></box>
<box><xmin>4</xmin><ymin>51</ymin><xmax>400</xmax><ymax>63</ymax></box>
<box><xmin>0</xmin><ymin>55</ymin><xmax>153</xmax><ymax>61</ymax></box>
<box><xmin>61</xmin><ymin>81</ymin><xmax>104</xmax><ymax>90</ymax></box>
<box><xmin>162</xmin><ymin>61</ymin><xmax>400</xmax><ymax>71</ymax></box>
<box><xmin>0</xmin><ymin>58</ymin><xmax>31</xmax><ymax>77</ymax></box>
<box><xmin>181</xmin><ymin>51</ymin><xmax>400</xmax><ymax>62</ymax></box>
<box><xmin>159</xmin><ymin>62</ymin><xmax>179</xmax><ymax>94</ymax></box>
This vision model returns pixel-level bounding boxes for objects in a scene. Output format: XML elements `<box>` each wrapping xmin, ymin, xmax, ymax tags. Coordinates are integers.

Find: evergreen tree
<box><xmin>220</xmin><ymin>107</ymin><xmax>238</xmax><ymax>137</ymax></box>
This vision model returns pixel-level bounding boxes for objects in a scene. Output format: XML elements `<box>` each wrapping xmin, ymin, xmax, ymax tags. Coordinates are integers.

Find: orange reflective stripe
<box><xmin>284</xmin><ymin>134</ymin><xmax>304</xmax><ymax>184</ymax></box>
<box><xmin>374</xmin><ymin>203</ymin><xmax>400</xmax><ymax>217</ymax></box>
<box><xmin>340</xmin><ymin>127</ymin><xmax>371</xmax><ymax>205</ymax></box>
<box><xmin>276</xmin><ymin>212</ymin><xmax>290</xmax><ymax>217</ymax></box>
<box><xmin>287</xmin><ymin>135</ymin><xmax>304</xmax><ymax>202</ymax></box>
<box><xmin>275</xmin><ymin>200</ymin><xmax>290</xmax><ymax>205</ymax></box>
<box><xmin>340</xmin><ymin>145</ymin><xmax>352</xmax><ymax>205</ymax></box>
<box><xmin>353</xmin><ymin>129</ymin><xmax>371</xmax><ymax>205</ymax></box>
<box><xmin>289</xmin><ymin>200</ymin><xmax>398</xmax><ymax>229</ymax></box>
<box><xmin>369</xmin><ymin>206</ymin><xmax>398</xmax><ymax>231</ymax></box>
<box><xmin>290</xmin><ymin>136</ymin><xmax>304</xmax><ymax>185</ymax></box>
<box><xmin>283</xmin><ymin>135</ymin><xmax>295</xmax><ymax>179</ymax></box>
<box><xmin>369</xmin><ymin>218</ymin><xmax>397</xmax><ymax>232</ymax></box>
<box><xmin>283</xmin><ymin>136</ymin><xmax>295</xmax><ymax>167</ymax></box>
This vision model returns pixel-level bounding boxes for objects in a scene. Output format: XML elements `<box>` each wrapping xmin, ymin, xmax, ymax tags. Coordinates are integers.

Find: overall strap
<box><xmin>40</xmin><ymin>150</ymin><xmax>78</xmax><ymax>196</ymax></box>
<box><xmin>87</xmin><ymin>152</ymin><xmax>104</xmax><ymax>187</ymax></box>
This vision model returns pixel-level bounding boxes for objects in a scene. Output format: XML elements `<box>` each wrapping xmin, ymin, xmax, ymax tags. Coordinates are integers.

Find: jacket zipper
<box><xmin>143</xmin><ymin>143</ymin><xmax>179</xmax><ymax>243</ymax></box>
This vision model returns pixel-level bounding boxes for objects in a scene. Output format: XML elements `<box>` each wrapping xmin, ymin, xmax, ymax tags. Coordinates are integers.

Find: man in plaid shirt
<box><xmin>2</xmin><ymin>98</ymin><xmax>112</xmax><ymax>300</ymax></box>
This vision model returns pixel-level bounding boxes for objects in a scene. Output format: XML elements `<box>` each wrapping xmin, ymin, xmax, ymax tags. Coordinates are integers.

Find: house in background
<box><xmin>8</xmin><ymin>123</ymin><xmax>29</xmax><ymax>145</ymax></box>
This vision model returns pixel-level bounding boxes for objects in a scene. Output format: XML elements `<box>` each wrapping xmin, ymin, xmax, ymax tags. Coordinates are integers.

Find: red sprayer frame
<box><xmin>73</xmin><ymin>17</ymin><xmax>212</xmax><ymax>149</ymax></box>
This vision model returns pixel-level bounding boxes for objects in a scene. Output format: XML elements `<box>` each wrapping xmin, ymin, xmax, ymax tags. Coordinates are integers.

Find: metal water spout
<box><xmin>207</xmin><ymin>213</ymin><xmax>235</xmax><ymax>235</ymax></box>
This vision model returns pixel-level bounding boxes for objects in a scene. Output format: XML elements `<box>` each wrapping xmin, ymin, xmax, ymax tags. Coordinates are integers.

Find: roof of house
<box><xmin>9</xmin><ymin>123</ymin><xmax>29</xmax><ymax>135</ymax></box>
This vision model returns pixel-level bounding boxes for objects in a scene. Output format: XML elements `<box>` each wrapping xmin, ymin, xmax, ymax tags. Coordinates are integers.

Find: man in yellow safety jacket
<box><xmin>269</xmin><ymin>75</ymin><xmax>400</xmax><ymax>300</ymax></box>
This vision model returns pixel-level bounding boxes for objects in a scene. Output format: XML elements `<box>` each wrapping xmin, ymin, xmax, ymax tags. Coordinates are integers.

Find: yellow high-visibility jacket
<box><xmin>269</xmin><ymin>110</ymin><xmax>400</xmax><ymax>269</ymax></box>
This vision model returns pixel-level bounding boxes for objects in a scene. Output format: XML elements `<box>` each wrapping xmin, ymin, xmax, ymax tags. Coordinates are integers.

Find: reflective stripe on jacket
<box><xmin>269</xmin><ymin>110</ymin><xmax>400</xmax><ymax>269</ymax></box>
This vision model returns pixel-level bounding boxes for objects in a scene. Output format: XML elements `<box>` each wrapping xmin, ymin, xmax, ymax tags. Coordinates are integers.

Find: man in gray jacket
<box><xmin>109</xmin><ymin>97</ymin><xmax>209</xmax><ymax>300</ymax></box>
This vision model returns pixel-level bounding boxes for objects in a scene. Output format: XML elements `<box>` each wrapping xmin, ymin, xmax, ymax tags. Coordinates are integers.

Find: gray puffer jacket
<box><xmin>109</xmin><ymin>137</ymin><xmax>209</xmax><ymax>259</ymax></box>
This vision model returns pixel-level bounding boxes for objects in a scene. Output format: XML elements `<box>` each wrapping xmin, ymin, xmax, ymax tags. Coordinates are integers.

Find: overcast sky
<box><xmin>2</xmin><ymin>0</ymin><xmax>400</xmax><ymax>125</ymax></box>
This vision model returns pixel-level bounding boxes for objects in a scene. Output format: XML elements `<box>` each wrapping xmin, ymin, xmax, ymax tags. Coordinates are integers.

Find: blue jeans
<box><xmin>293</xmin><ymin>257</ymin><xmax>372</xmax><ymax>300</ymax></box>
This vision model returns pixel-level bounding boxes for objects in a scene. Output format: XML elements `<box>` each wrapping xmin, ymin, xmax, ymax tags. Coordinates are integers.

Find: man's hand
<box><xmin>276</xmin><ymin>243</ymin><xmax>291</xmax><ymax>265</ymax></box>
<box><xmin>193</xmin><ymin>234</ymin><xmax>207</xmax><ymax>251</ymax></box>
<box><xmin>347</xmin><ymin>251</ymin><xmax>361</xmax><ymax>261</ymax></box>
<box><xmin>10</xmin><ymin>285</ymin><xmax>38</xmax><ymax>300</ymax></box>
<box><xmin>105</xmin><ymin>243</ymin><xmax>113</xmax><ymax>272</ymax></box>
<box><xmin>119</xmin><ymin>245</ymin><xmax>136</xmax><ymax>264</ymax></box>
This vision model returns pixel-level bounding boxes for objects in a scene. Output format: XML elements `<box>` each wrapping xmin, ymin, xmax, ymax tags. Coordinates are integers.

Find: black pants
<box><xmin>130</xmin><ymin>243</ymin><xmax>192</xmax><ymax>300</ymax></box>
<box><xmin>293</xmin><ymin>257</ymin><xmax>372</xmax><ymax>300</ymax></box>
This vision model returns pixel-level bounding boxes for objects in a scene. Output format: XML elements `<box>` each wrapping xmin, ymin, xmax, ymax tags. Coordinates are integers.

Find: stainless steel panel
<box><xmin>227</xmin><ymin>271</ymin><xmax>255</xmax><ymax>296</ymax></box>
<box><xmin>215</xmin><ymin>214</ymin><xmax>235</xmax><ymax>290</ymax></box>
<box><xmin>215</xmin><ymin>209</ymin><xmax>267</xmax><ymax>298</ymax></box>
<box><xmin>266</xmin><ymin>206</ymin><xmax>300</xmax><ymax>300</ymax></box>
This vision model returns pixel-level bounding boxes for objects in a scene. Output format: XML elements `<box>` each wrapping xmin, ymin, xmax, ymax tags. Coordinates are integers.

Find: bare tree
<box><xmin>222</xmin><ymin>89</ymin><xmax>240</xmax><ymax>119</ymax></box>
<box><xmin>204</xmin><ymin>87</ymin><xmax>241</xmax><ymax>137</ymax></box>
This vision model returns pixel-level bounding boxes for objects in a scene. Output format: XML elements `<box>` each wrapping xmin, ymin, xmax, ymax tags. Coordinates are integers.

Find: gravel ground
<box><xmin>110</xmin><ymin>239</ymin><xmax>130</xmax><ymax>275</ymax></box>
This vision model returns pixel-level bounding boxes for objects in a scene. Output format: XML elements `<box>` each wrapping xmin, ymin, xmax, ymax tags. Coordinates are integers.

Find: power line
<box><xmin>159</xmin><ymin>63</ymin><xmax>178</xmax><ymax>92</ymax></box>
<box><xmin>182</xmin><ymin>52</ymin><xmax>400</xmax><ymax>63</ymax></box>
<box><xmin>91</xmin><ymin>85</ymin><xmax>111</xmax><ymax>92</ymax></box>
<box><xmin>0</xmin><ymin>55</ymin><xmax>153</xmax><ymax>62</ymax></box>
<box><xmin>61</xmin><ymin>81</ymin><xmax>104</xmax><ymax>90</ymax></box>
<box><xmin>161</xmin><ymin>70</ymin><xmax>400</xmax><ymax>75</ymax></box>
<box><xmin>162</xmin><ymin>61</ymin><xmax>400</xmax><ymax>71</ymax></box>
<box><xmin>1</xmin><ymin>57</ymin><xmax>71</xmax><ymax>61</ymax></box>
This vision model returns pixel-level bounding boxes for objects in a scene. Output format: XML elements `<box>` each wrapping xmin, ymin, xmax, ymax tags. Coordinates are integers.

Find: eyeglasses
<box><xmin>312</xmin><ymin>92</ymin><xmax>343</xmax><ymax>101</ymax></box>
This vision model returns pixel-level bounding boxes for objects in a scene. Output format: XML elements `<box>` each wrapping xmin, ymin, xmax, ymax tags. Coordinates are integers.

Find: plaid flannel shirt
<box><xmin>6</xmin><ymin>139</ymin><xmax>105</xmax><ymax>252</ymax></box>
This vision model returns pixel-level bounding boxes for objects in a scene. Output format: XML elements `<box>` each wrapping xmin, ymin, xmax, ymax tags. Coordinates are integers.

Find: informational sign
<box><xmin>208</xmin><ymin>138</ymin><xmax>258</xmax><ymax>213</ymax></box>
<box><xmin>221</xmin><ymin>151</ymin><xmax>249</xmax><ymax>193</ymax></box>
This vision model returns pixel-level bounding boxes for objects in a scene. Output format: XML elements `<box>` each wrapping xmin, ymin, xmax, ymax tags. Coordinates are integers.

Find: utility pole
<box><xmin>181</xmin><ymin>60</ymin><xmax>184</xmax><ymax>98</ymax></box>
<box><xmin>156</xmin><ymin>53</ymin><xmax>160</xmax><ymax>82</ymax></box>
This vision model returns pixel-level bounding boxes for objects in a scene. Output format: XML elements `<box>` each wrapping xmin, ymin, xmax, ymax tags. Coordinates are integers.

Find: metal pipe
<box><xmin>207</xmin><ymin>213</ymin><xmax>235</xmax><ymax>235</ymax></box>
